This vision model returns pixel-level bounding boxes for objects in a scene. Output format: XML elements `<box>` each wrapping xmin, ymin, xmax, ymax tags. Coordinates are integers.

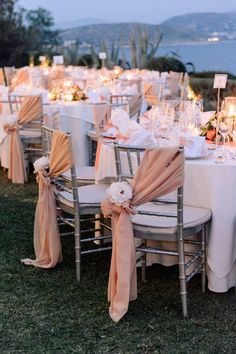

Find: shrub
<box><xmin>190</xmin><ymin>77</ymin><xmax>236</xmax><ymax>110</ymax></box>
<box><xmin>77</xmin><ymin>54</ymin><xmax>99</xmax><ymax>68</ymax></box>
<box><xmin>145</xmin><ymin>56</ymin><xmax>186</xmax><ymax>72</ymax></box>
<box><xmin>190</xmin><ymin>71</ymin><xmax>236</xmax><ymax>80</ymax></box>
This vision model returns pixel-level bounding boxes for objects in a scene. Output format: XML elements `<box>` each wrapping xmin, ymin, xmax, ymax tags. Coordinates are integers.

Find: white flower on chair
<box><xmin>33</xmin><ymin>156</ymin><xmax>49</xmax><ymax>173</ymax></box>
<box><xmin>106</xmin><ymin>181</ymin><xmax>133</xmax><ymax>206</ymax></box>
<box><xmin>5</xmin><ymin>114</ymin><xmax>18</xmax><ymax>126</ymax></box>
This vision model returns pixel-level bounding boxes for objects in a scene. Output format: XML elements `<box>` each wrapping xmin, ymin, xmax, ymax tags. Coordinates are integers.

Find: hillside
<box><xmin>162</xmin><ymin>12</ymin><xmax>236</xmax><ymax>40</ymax></box>
<box><xmin>59</xmin><ymin>11</ymin><xmax>236</xmax><ymax>46</ymax></box>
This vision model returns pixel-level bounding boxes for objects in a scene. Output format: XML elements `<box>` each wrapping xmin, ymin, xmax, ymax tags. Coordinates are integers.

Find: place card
<box><xmin>213</xmin><ymin>74</ymin><xmax>228</xmax><ymax>89</ymax></box>
<box><xmin>99</xmin><ymin>52</ymin><xmax>107</xmax><ymax>60</ymax></box>
<box><xmin>39</xmin><ymin>56</ymin><xmax>46</xmax><ymax>62</ymax></box>
<box><xmin>53</xmin><ymin>55</ymin><xmax>64</xmax><ymax>65</ymax></box>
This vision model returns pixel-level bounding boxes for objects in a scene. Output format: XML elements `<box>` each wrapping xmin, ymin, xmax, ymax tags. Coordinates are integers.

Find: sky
<box><xmin>18</xmin><ymin>0</ymin><xmax>236</xmax><ymax>25</ymax></box>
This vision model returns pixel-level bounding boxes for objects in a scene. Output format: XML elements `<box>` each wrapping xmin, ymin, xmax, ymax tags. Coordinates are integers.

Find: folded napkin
<box><xmin>111</xmin><ymin>108</ymin><xmax>130</xmax><ymax>134</ymax></box>
<box><xmin>200</xmin><ymin>111</ymin><xmax>215</xmax><ymax>125</ymax></box>
<box><xmin>183</xmin><ymin>136</ymin><xmax>207</xmax><ymax>158</ymax></box>
<box><xmin>87</xmin><ymin>87</ymin><xmax>110</xmax><ymax>103</ymax></box>
<box><xmin>124</xmin><ymin>127</ymin><xmax>156</xmax><ymax>146</ymax></box>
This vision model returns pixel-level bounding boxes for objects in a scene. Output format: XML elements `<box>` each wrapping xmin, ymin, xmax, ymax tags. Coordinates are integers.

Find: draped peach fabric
<box><xmin>129</xmin><ymin>94</ymin><xmax>142</xmax><ymax>117</ymax></box>
<box><xmin>93</xmin><ymin>104</ymin><xmax>111</xmax><ymax>132</ymax></box>
<box><xmin>7</xmin><ymin>125</ymin><xmax>27</xmax><ymax>184</ymax></box>
<box><xmin>6</xmin><ymin>96</ymin><xmax>42</xmax><ymax>184</ymax></box>
<box><xmin>102</xmin><ymin>147</ymin><xmax>185</xmax><ymax>322</ymax></box>
<box><xmin>93</xmin><ymin>104</ymin><xmax>111</xmax><ymax>171</ymax></box>
<box><xmin>0</xmin><ymin>68</ymin><xmax>5</xmax><ymax>85</ymax></box>
<box><xmin>21</xmin><ymin>131</ymin><xmax>72</xmax><ymax>268</ymax></box>
<box><xmin>10</xmin><ymin>68</ymin><xmax>29</xmax><ymax>91</ymax></box>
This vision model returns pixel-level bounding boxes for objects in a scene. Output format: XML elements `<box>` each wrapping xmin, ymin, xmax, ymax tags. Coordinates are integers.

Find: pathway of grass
<box><xmin>0</xmin><ymin>169</ymin><xmax>235</xmax><ymax>353</ymax></box>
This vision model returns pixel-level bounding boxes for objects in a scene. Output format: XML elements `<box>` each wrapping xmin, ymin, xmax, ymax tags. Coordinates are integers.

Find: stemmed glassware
<box><xmin>218</xmin><ymin>115</ymin><xmax>232</xmax><ymax>145</ymax></box>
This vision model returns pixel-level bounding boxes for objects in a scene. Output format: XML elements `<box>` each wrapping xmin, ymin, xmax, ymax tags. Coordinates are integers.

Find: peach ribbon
<box><xmin>6</xmin><ymin>96</ymin><xmax>42</xmax><ymax>184</ymax></box>
<box><xmin>102</xmin><ymin>147</ymin><xmax>185</xmax><ymax>322</ymax></box>
<box><xmin>129</xmin><ymin>94</ymin><xmax>142</xmax><ymax>117</ymax></box>
<box><xmin>10</xmin><ymin>68</ymin><xmax>29</xmax><ymax>91</ymax></box>
<box><xmin>21</xmin><ymin>131</ymin><xmax>72</xmax><ymax>268</ymax></box>
<box><xmin>93</xmin><ymin>104</ymin><xmax>111</xmax><ymax>132</ymax></box>
<box><xmin>94</xmin><ymin>104</ymin><xmax>111</xmax><ymax>171</ymax></box>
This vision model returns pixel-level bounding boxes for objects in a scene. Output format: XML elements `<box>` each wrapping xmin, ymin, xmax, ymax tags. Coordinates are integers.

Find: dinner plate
<box><xmin>185</xmin><ymin>151</ymin><xmax>214</xmax><ymax>160</ymax></box>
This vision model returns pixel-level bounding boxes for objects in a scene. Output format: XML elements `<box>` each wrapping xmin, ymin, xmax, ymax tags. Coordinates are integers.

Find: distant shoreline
<box><xmin>159</xmin><ymin>39</ymin><xmax>236</xmax><ymax>47</ymax></box>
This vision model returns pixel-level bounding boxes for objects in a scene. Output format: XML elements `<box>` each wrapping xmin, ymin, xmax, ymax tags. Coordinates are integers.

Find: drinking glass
<box><xmin>218</xmin><ymin>116</ymin><xmax>231</xmax><ymax>145</ymax></box>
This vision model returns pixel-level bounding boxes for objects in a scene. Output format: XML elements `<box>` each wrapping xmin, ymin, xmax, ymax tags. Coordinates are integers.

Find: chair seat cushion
<box><xmin>62</xmin><ymin>166</ymin><xmax>95</xmax><ymax>182</ymax></box>
<box><xmin>19</xmin><ymin>129</ymin><xmax>41</xmax><ymax>139</ymax></box>
<box><xmin>87</xmin><ymin>129</ymin><xmax>98</xmax><ymax>141</ymax></box>
<box><xmin>132</xmin><ymin>202</ymin><xmax>211</xmax><ymax>235</ymax></box>
<box><xmin>57</xmin><ymin>183</ymin><xmax>109</xmax><ymax>208</ymax></box>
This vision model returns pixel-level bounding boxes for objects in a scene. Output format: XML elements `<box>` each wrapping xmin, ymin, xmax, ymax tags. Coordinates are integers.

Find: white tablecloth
<box><xmin>44</xmin><ymin>101</ymin><xmax>95</xmax><ymax>167</ymax></box>
<box><xmin>96</xmin><ymin>143</ymin><xmax>236</xmax><ymax>293</ymax></box>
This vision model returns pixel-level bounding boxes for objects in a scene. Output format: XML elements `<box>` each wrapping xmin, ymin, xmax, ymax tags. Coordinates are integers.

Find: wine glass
<box><xmin>218</xmin><ymin>116</ymin><xmax>231</xmax><ymax>145</ymax></box>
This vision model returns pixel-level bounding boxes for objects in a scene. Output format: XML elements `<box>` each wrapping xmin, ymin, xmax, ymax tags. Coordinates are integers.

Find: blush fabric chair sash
<box><xmin>93</xmin><ymin>104</ymin><xmax>111</xmax><ymax>171</ymax></box>
<box><xmin>129</xmin><ymin>94</ymin><xmax>142</xmax><ymax>118</ymax></box>
<box><xmin>22</xmin><ymin>131</ymin><xmax>72</xmax><ymax>268</ymax></box>
<box><xmin>4</xmin><ymin>96</ymin><xmax>42</xmax><ymax>184</ymax></box>
<box><xmin>102</xmin><ymin>147</ymin><xmax>185</xmax><ymax>322</ymax></box>
<box><xmin>10</xmin><ymin>68</ymin><xmax>29</xmax><ymax>91</ymax></box>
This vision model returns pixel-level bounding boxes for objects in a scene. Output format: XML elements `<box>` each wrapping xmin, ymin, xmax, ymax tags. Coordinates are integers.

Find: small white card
<box><xmin>53</xmin><ymin>55</ymin><xmax>64</xmax><ymax>65</ymax></box>
<box><xmin>213</xmin><ymin>74</ymin><xmax>228</xmax><ymax>89</ymax></box>
<box><xmin>39</xmin><ymin>56</ymin><xmax>46</xmax><ymax>62</ymax></box>
<box><xmin>99</xmin><ymin>52</ymin><xmax>107</xmax><ymax>60</ymax></box>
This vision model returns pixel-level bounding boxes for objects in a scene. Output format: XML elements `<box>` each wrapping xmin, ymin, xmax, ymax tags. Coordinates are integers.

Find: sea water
<box><xmin>153</xmin><ymin>41</ymin><xmax>236</xmax><ymax>75</ymax></box>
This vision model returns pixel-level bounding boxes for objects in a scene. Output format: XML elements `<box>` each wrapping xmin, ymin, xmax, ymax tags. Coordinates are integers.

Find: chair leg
<box><xmin>141</xmin><ymin>240</ymin><xmax>147</xmax><ymax>282</ymax></box>
<box><xmin>179</xmin><ymin>259</ymin><xmax>188</xmax><ymax>318</ymax></box>
<box><xmin>201</xmin><ymin>226</ymin><xmax>207</xmax><ymax>293</ymax></box>
<box><xmin>74</xmin><ymin>210</ymin><xmax>81</xmax><ymax>282</ymax></box>
<box><xmin>178</xmin><ymin>238</ymin><xmax>188</xmax><ymax>317</ymax></box>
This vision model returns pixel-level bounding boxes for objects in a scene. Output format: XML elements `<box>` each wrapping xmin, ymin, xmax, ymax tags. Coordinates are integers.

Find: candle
<box><xmin>227</xmin><ymin>104</ymin><xmax>236</xmax><ymax>117</ymax></box>
<box><xmin>64</xmin><ymin>92</ymin><xmax>73</xmax><ymax>102</ymax></box>
<box><xmin>48</xmin><ymin>91</ymin><xmax>56</xmax><ymax>101</ymax></box>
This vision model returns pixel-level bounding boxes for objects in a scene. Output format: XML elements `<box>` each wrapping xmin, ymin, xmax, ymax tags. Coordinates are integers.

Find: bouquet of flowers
<box><xmin>69</xmin><ymin>84</ymin><xmax>87</xmax><ymax>101</ymax></box>
<box><xmin>200</xmin><ymin>112</ymin><xmax>217</xmax><ymax>141</ymax></box>
<box><xmin>48</xmin><ymin>82</ymin><xmax>87</xmax><ymax>102</ymax></box>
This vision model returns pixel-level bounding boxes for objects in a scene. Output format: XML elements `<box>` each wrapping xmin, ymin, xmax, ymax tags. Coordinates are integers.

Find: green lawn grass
<box><xmin>0</xmin><ymin>169</ymin><xmax>235</xmax><ymax>354</ymax></box>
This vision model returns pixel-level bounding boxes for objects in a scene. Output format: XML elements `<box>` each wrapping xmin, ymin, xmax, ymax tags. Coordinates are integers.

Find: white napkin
<box><xmin>200</xmin><ymin>111</ymin><xmax>215</xmax><ymax>125</ymax></box>
<box><xmin>124</xmin><ymin>127</ymin><xmax>156</xmax><ymax>146</ymax></box>
<box><xmin>111</xmin><ymin>108</ymin><xmax>130</xmax><ymax>134</ymax></box>
<box><xmin>87</xmin><ymin>87</ymin><xmax>110</xmax><ymax>103</ymax></box>
<box><xmin>184</xmin><ymin>136</ymin><xmax>207</xmax><ymax>158</ymax></box>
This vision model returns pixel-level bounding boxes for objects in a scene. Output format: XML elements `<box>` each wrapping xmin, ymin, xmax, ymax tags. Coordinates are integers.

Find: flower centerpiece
<box><xmin>200</xmin><ymin>110</ymin><xmax>235</xmax><ymax>142</ymax></box>
<box><xmin>200</xmin><ymin>112</ymin><xmax>217</xmax><ymax>141</ymax></box>
<box><xmin>48</xmin><ymin>81</ymin><xmax>87</xmax><ymax>102</ymax></box>
<box><xmin>69</xmin><ymin>84</ymin><xmax>87</xmax><ymax>101</ymax></box>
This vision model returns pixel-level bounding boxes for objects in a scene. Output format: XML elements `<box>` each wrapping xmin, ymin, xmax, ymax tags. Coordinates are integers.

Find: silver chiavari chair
<box><xmin>43</xmin><ymin>112</ymin><xmax>96</xmax><ymax>186</ymax></box>
<box><xmin>9</xmin><ymin>94</ymin><xmax>44</xmax><ymax>172</ymax></box>
<box><xmin>42</xmin><ymin>124</ymin><xmax>112</xmax><ymax>281</ymax></box>
<box><xmin>113</xmin><ymin>142</ymin><xmax>211</xmax><ymax>317</ymax></box>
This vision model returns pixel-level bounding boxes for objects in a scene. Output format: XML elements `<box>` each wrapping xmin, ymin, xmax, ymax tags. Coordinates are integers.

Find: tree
<box><xmin>0</xmin><ymin>1</ymin><xmax>60</xmax><ymax>67</ymax></box>
<box><xmin>0</xmin><ymin>0</ymin><xmax>27</xmax><ymax>66</ymax></box>
<box><xmin>24</xmin><ymin>7</ymin><xmax>60</xmax><ymax>52</ymax></box>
